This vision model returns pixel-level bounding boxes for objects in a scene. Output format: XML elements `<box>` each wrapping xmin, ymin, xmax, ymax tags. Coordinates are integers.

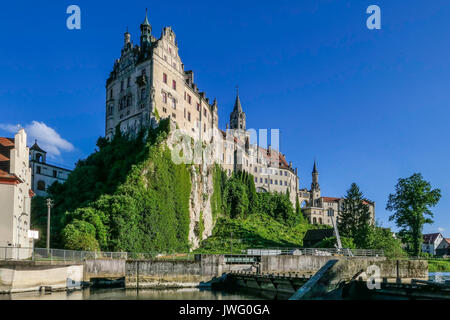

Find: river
<box><xmin>1</xmin><ymin>273</ymin><xmax>448</xmax><ymax>300</ymax></box>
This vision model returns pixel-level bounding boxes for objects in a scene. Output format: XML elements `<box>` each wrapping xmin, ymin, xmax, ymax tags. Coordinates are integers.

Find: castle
<box><xmin>104</xmin><ymin>11</ymin><xmax>375</xmax><ymax>226</ymax></box>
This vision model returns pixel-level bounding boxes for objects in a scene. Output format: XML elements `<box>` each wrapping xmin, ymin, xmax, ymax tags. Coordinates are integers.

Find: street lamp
<box><xmin>46</xmin><ymin>198</ymin><xmax>54</xmax><ymax>252</ymax></box>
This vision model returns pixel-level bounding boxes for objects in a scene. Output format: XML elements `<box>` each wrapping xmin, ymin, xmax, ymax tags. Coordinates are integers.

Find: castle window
<box><xmin>172</xmin><ymin>98</ymin><xmax>176</xmax><ymax>109</ymax></box>
<box><xmin>284</xmin><ymin>181</ymin><xmax>287</xmax><ymax>186</ymax></box>
<box><xmin>313</xmin><ymin>217</ymin><xmax>317</xmax><ymax>224</ymax></box>
<box><xmin>53</xmin><ymin>170</ymin><xmax>57</xmax><ymax>178</ymax></box>
<box><xmin>163</xmin><ymin>73</ymin><xmax>167</xmax><ymax>84</ymax></box>
<box><xmin>285</xmin><ymin>171</ymin><xmax>287</xmax><ymax>176</ymax></box>
<box><xmin>275</xmin><ymin>180</ymin><xmax>278</xmax><ymax>185</ymax></box>
<box><xmin>254</xmin><ymin>167</ymin><xmax>257</xmax><ymax>173</ymax></box>
<box><xmin>162</xmin><ymin>92</ymin><xmax>167</xmax><ymax>103</ymax></box>
<box><xmin>163</xmin><ymin>107</ymin><xmax>167</xmax><ymax>113</ymax></box>
<box><xmin>270</xmin><ymin>179</ymin><xmax>273</xmax><ymax>184</ymax></box>
<box><xmin>184</xmin><ymin>108</ymin><xmax>186</xmax><ymax>118</ymax></box>
<box><xmin>187</xmin><ymin>94</ymin><xmax>191</xmax><ymax>104</ymax></box>
<box><xmin>196</xmin><ymin>103</ymin><xmax>200</xmax><ymax>111</ymax></box>
<box><xmin>260</xmin><ymin>178</ymin><xmax>263</xmax><ymax>183</ymax></box>
<box><xmin>203</xmin><ymin>108</ymin><xmax>207</xmax><ymax>117</ymax></box>
<box><xmin>172</xmin><ymin>80</ymin><xmax>176</xmax><ymax>90</ymax></box>
<box><xmin>255</xmin><ymin>177</ymin><xmax>257</xmax><ymax>183</ymax></box>
<box><xmin>319</xmin><ymin>218</ymin><xmax>323</xmax><ymax>225</ymax></box>
<box><xmin>265</xmin><ymin>178</ymin><xmax>268</xmax><ymax>184</ymax></box>
<box><xmin>37</xmin><ymin>180</ymin><xmax>46</xmax><ymax>191</ymax></box>
<box><xmin>188</xmin><ymin>112</ymin><xmax>191</xmax><ymax>122</ymax></box>
<box><xmin>36</xmin><ymin>166</ymin><xmax>41</xmax><ymax>174</ymax></box>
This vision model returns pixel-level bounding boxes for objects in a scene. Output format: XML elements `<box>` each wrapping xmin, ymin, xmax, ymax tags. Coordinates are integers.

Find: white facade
<box><xmin>0</xmin><ymin>129</ymin><xmax>33</xmax><ymax>258</ymax></box>
<box><xmin>29</xmin><ymin>141</ymin><xmax>71</xmax><ymax>197</ymax></box>
<box><xmin>422</xmin><ymin>233</ymin><xmax>444</xmax><ymax>255</ymax></box>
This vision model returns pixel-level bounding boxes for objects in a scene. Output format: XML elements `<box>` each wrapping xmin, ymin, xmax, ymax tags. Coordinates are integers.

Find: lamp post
<box><xmin>46</xmin><ymin>198</ymin><xmax>54</xmax><ymax>254</ymax></box>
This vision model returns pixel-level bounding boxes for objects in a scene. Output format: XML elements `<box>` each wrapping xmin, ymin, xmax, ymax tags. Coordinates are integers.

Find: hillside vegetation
<box><xmin>32</xmin><ymin>119</ymin><xmax>192</xmax><ymax>253</ymax></box>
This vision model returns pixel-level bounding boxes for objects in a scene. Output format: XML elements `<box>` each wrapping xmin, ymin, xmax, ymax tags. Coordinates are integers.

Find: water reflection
<box><xmin>1</xmin><ymin>287</ymin><xmax>272</xmax><ymax>300</ymax></box>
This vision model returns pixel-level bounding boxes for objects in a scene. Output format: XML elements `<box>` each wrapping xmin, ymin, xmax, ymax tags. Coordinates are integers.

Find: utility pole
<box><xmin>230</xmin><ymin>232</ymin><xmax>233</xmax><ymax>254</ymax></box>
<box><xmin>46</xmin><ymin>198</ymin><xmax>54</xmax><ymax>253</ymax></box>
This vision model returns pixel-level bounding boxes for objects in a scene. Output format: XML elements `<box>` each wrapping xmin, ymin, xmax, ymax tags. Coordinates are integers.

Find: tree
<box><xmin>224</xmin><ymin>176</ymin><xmax>249</xmax><ymax>218</ymax></box>
<box><xmin>367</xmin><ymin>225</ymin><xmax>406</xmax><ymax>259</ymax></box>
<box><xmin>62</xmin><ymin>220</ymin><xmax>100</xmax><ymax>251</ymax></box>
<box><xmin>386</xmin><ymin>173</ymin><xmax>441</xmax><ymax>256</ymax></box>
<box><xmin>338</xmin><ymin>183</ymin><xmax>372</xmax><ymax>248</ymax></box>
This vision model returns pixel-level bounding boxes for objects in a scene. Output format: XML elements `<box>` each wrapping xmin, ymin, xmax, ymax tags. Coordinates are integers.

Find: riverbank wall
<box><xmin>0</xmin><ymin>261</ymin><xmax>83</xmax><ymax>294</ymax></box>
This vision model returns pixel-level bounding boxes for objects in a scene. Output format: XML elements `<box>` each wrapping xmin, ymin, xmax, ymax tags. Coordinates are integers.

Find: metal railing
<box><xmin>245</xmin><ymin>247</ymin><xmax>384</xmax><ymax>257</ymax></box>
<box><xmin>0</xmin><ymin>246</ymin><xmax>384</xmax><ymax>262</ymax></box>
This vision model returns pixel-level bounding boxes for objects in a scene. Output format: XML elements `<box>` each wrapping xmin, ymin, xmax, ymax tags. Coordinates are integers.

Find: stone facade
<box><xmin>29</xmin><ymin>141</ymin><xmax>72</xmax><ymax>197</ymax></box>
<box><xmin>105</xmin><ymin>12</ymin><xmax>299</xmax><ymax>205</ymax></box>
<box><xmin>0</xmin><ymin>129</ymin><xmax>33</xmax><ymax>257</ymax></box>
<box><xmin>299</xmin><ymin>161</ymin><xmax>375</xmax><ymax>227</ymax></box>
<box><xmin>104</xmin><ymin>12</ymin><xmax>375</xmax><ymax>218</ymax></box>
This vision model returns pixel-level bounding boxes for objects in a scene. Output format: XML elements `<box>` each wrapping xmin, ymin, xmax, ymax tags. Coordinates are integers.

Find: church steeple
<box><xmin>140</xmin><ymin>9</ymin><xmax>152</xmax><ymax>47</ymax></box>
<box><xmin>311</xmin><ymin>160</ymin><xmax>320</xmax><ymax>191</ymax></box>
<box><xmin>229</xmin><ymin>87</ymin><xmax>246</xmax><ymax>130</ymax></box>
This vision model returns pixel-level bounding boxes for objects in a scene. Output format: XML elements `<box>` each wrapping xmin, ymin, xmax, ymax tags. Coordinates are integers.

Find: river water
<box><xmin>1</xmin><ymin>273</ymin><xmax>448</xmax><ymax>300</ymax></box>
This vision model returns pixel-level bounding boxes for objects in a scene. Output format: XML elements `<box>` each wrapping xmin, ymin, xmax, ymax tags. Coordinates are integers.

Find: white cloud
<box><xmin>0</xmin><ymin>121</ymin><xmax>74</xmax><ymax>159</ymax></box>
<box><xmin>438</xmin><ymin>227</ymin><xmax>445</xmax><ymax>233</ymax></box>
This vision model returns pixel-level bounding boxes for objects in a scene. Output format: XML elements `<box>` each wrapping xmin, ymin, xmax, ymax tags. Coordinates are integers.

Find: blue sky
<box><xmin>0</xmin><ymin>1</ymin><xmax>449</xmax><ymax>234</ymax></box>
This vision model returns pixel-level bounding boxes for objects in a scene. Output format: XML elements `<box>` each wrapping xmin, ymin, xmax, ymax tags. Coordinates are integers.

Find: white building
<box><xmin>422</xmin><ymin>233</ymin><xmax>445</xmax><ymax>255</ymax></box>
<box><xmin>0</xmin><ymin>129</ymin><xmax>33</xmax><ymax>258</ymax></box>
<box><xmin>29</xmin><ymin>141</ymin><xmax>72</xmax><ymax>197</ymax></box>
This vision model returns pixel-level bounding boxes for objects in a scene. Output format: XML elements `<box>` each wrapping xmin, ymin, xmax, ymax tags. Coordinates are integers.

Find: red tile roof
<box><xmin>323</xmin><ymin>197</ymin><xmax>341</xmax><ymax>202</ymax></box>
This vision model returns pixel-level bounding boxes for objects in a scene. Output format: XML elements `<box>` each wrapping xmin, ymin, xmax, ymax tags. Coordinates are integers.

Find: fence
<box><xmin>0</xmin><ymin>246</ymin><xmax>384</xmax><ymax>262</ymax></box>
<box><xmin>245</xmin><ymin>247</ymin><xmax>384</xmax><ymax>257</ymax></box>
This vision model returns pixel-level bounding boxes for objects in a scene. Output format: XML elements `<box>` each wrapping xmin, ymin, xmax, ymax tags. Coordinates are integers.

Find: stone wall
<box><xmin>83</xmin><ymin>259</ymin><xmax>126</xmax><ymax>281</ymax></box>
<box><xmin>260</xmin><ymin>255</ymin><xmax>340</xmax><ymax>273</ymax></box>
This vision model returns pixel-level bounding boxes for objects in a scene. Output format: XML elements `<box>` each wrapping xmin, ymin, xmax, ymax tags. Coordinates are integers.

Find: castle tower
<box><xmin>229</xmin><ymin>88</ymin><xmax>246</xmax><ymax>131</ymax></box>
<box><xmin>310</xmin><ymin>160</ymin><xmax>321</xmax><ymax>205</ymax></box>
<box><xmin>140</xmin><ymin>9</ymin><xmax>152</xmax><ymax>47</ymax></box>
<box><xmin>124</xmin><ymin>27</ymin><xmax>131</xmax><ymax>46</ymax></box>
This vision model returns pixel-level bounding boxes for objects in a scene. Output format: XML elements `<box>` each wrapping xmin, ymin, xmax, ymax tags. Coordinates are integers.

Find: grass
<box><xmin>195</xmin><ymin>214</ymin><xmax>328</xmax><ymax>254</ymax></box>
<box><xmin>428</xmin><ymin>259</ymin><xmax>450</xmax><ymax>272</ymax></box>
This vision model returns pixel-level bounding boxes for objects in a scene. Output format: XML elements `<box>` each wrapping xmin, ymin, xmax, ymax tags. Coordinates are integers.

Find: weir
<box><xmin>1</xmin><ymin>253</ymin><xmax>436</xmax><ymax>299</ymax></box>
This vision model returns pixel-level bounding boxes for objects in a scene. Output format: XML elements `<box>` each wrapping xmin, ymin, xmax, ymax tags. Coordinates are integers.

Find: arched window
<box><xmin>313</xmin><ymin>217</ymin><xmax>317</xmax><ymax>224</ymax></box>
<box><xmin>37</xmin><ymin>180</ymin><xmax>46</xmax><ymax>191</ymax></box>
<box><xmin>35</xmin><ymin>153</ymin><xmax>42</xmax><ymax>162</ymax></box>
<box><xmin>319</xmin><ymin>218</ymin><xmax>322</xmax><ymax>224</ymax></box>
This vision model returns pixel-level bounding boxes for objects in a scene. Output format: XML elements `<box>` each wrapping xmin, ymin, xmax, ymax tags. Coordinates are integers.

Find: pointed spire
<box><xmin>142</xmin><ymin>8</ymin><xmax>150</xmax><ymax>26</ymax></box>
<box><xmin>313</xmin><ymin>160</ymin><xmax>318</xmax><ymax>173</ymax></box>
<box><xmin>233</xmin><ymin>86</ymin><xmax>242</xmax><ymax>112</ymax></box>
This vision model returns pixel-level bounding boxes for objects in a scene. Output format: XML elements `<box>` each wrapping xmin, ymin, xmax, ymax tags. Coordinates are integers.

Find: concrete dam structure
<box><xmin>0</xmin><ymin>254</ymin><xmax>431</xmax><ymax>298</ymax></box>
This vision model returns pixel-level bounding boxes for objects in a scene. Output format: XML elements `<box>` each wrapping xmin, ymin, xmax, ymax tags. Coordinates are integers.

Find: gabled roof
<box><xmin>0</xmin><ymin>137</ymin><xmax>22</xmax><ymax>183</ymax></box>
<box><xmin>423</xmin><ymin>233</ymin><xmax>442</xmax><ymax>244</ymax></box>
